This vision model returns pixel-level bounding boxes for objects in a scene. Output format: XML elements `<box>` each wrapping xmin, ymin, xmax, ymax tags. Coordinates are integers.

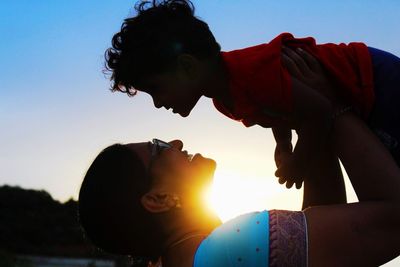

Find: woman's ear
<box><xmin>141</xmin><ymin>191</ymin><xmax>178</xmax><ymax>213</ymax></box>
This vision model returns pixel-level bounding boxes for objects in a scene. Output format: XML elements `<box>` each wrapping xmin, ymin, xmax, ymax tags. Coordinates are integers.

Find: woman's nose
<box><xmin>168</xmin><ymin>140</ymin><xmax>183</xmax><ymax>150</ymax></box>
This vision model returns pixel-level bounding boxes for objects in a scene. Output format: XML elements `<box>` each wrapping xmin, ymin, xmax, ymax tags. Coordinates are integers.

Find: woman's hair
<box><xmin>78</xmin><ymin>144</ymin><xmax>163</xmax><ymax>263</ymax></box>
<box><xmin>104</xmin><ymin>0</ymin><xmax>221</xmax><ymax>96</ymax></box>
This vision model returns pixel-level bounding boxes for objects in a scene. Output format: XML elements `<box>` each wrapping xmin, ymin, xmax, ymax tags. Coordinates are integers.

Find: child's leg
<box><xmin>367</xmin><ymin>47</ymin><xmax>400</xmax><ymax>165</ymax></box>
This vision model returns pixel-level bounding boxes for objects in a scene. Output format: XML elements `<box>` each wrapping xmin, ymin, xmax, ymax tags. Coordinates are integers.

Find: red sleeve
<box><xmin>218</xmin><ymin>33</ymin><xmax>374</xmax><ymax>128</ymax></box>
<box><xmin>220</xmin><ymin>37</ymin><xmax>293</xmax><ymax>128</ymax></box>
<box><xmin>243</xmin><ymin>41</ymin><xmax>293</xmax><ymax>123</ymax></box>
<box><xmin>246</xmin><ymin>32</ymin><xmax>374</xmax><ymax>121</ymax></box>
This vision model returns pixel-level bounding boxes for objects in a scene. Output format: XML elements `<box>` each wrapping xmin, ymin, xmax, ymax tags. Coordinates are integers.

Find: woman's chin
<box><xmin>192</xmin><ymin>153</ymin><xmax>216</xmax><ymax>166</ymax></box>
<box><xmin>192</xmin><ymin>155</ymin><xmax>216</xmax><ymax>180</ymax></box>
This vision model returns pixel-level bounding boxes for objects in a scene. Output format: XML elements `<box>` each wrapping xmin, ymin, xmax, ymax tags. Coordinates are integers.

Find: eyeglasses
<box><xmin>151</xmin><ymin>138</ymin><xmax>172</xmax><ymax>158</ymax></box>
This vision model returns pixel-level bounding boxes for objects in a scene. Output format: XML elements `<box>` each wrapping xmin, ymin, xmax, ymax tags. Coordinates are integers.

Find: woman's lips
<box><xmin>191</xmin><ymin>153</ymin><xmax>202</xmax><ymax>162</ymax></box>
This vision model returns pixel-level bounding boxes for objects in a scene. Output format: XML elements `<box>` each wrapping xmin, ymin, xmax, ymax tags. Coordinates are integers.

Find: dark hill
<box><xmin>0</xmin><ymin>185</ymin><xmax>121</xmax><ymax>260</ymax></box>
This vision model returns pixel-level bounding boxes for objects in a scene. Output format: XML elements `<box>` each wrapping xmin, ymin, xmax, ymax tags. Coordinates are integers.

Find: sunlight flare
<box><xmin>204</xmin><ymin>169</ymin><xmax>303</xmax><ymax>222</ymax></box>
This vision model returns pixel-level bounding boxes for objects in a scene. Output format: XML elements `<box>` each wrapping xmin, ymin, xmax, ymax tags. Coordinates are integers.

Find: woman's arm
<box><xmin>280</xmin><ymin>47</ymin><xmax>347</xmax><ymax>208</ymax></box>
<box><xmin>281</xmin><ymin>48</ymin><xmax>400</xmax><ymax>265</ymax></box>
<box><xmin>305</xmin><ymin>113</ymin><xmax>400</xmax><ymax>267</ymax></box>
<box><xmin>301</xmin><ymin>142</ymin><xmax>346</xmax><ymax>210</ymax></box>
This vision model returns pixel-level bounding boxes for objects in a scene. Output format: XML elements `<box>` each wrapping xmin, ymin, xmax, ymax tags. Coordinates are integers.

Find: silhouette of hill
<box><xmin>0</xmin><ymin>185</ymin><xmax>111</xmax><ymax>258</ymax></box>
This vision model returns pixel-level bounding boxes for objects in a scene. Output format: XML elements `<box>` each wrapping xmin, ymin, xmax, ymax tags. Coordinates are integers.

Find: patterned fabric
<box><xmin>269</xmin><ymin>210</ymin><xmax>307</xmax><ymax>267</ymax></box>
<box><xmin>193</xmin><ymin>210</ymin><xmax>308</xmax><ymax>267</ymax></box>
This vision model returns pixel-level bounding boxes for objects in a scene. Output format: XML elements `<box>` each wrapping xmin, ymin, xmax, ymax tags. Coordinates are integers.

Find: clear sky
<box><xmin>1</xmin><ymin>0</ymin><xmax>399</xmax><ymax>265</ymax></box>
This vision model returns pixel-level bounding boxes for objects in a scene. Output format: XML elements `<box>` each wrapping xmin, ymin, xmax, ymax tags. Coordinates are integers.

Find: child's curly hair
<box><xmin>105</xmin><ymin>0</ymin><xmax>221</xmax><ymax>96</ymax></box>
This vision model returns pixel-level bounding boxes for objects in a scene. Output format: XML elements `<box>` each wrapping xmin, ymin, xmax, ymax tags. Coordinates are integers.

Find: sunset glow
<box><xmin>205</xmin><ymin>169</ymin><xmax>303</xmax><ymax>222</ymax></box>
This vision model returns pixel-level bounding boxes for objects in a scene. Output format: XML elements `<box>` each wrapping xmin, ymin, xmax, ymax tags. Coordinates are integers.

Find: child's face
<box><xmin>137</xmin><ymin>68</ymin><xmax>203</xmax><ymax>117</ymax></box>
<box><xmin>137</xmin><ymin>55</ymin><xmax>206</xmax><ymax>117</ymax></box>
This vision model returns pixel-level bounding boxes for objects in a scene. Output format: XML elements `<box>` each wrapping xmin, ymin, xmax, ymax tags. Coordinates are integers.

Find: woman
<box><xmin>78</xmin><ymin>108</ymin><xmax>400</xmax><ymax>266</ymax></box>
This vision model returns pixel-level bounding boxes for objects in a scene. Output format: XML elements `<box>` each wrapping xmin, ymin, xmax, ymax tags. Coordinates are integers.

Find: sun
<box><xmin>203</xmin><ymin>169</ymin><xmax>303</xmax><ymax>222</ymax></box>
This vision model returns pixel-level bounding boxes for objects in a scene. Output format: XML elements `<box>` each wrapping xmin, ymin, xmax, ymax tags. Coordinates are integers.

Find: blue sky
<box><xmin>1</xmin><ymin>1</ymin><xmax>399</xmax><ymax>264</ymax></box>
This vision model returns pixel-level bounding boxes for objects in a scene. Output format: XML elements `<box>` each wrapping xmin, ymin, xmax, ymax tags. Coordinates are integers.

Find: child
<box><xmin>104</xmin><ymin>0</ymin><xmax>400</xmax><ymax>188</ymax></box>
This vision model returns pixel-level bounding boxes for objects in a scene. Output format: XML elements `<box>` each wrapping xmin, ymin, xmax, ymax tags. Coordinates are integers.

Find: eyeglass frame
<box><xmin>151</xmin><ymin>138</ymin><xmax>172</xmax><ymax>158</ymax></box>
<box><xmin>144</xmin><ymin>139</ymin><xmax>172</xmax><ymax>184</ymax></box>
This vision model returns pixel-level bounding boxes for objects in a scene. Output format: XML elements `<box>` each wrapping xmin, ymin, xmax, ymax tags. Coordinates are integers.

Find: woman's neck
<box><xmin>162</xmin><ymin>212</ymin><xmax>220</xmax><ymax>249</ymax></box>
<box><xmin>162</xmin><ymin>233</ymin><xmax>206</xmax><ymax>267</ymax></box>
<box><xmin>160</xmin><ymin>208</ymin><xmax>221</xmax><ymax>266</ymax></box>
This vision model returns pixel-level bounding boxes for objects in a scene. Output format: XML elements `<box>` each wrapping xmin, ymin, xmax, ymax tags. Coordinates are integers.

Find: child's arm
<box><xmin>271</xmin><ymin>126</ymin><xmax>292</xmax><ymax>171</ymax></box>
<box><xmin>275</xmin><ymin>47</ymin><xmax>345</xmax><ymax>188</ymax></box>
<box><xmin>271</xmin><ymin>126</ymin><xmax>292</xmax><ymax>150</ymax></box>
<box><xmin>279</xmin><ymin>47</ymin><xmax>347</xmax><ymax>210</ymax></box>
<box><xmin>274</xmin><ymin>76</ymin><xmax>333</xmax><ymax>182</ymax></box>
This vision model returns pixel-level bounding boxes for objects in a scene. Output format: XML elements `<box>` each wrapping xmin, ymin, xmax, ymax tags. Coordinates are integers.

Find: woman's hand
<box><xmin>281</xmin><ymin>46</ymin><xmax>339</xmax><ymax>104</ymax></box>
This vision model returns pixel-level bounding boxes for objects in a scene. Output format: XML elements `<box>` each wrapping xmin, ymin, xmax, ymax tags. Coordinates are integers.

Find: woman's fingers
<box><xmin>282</xmin><ymin>52</ymin><xmax>303</xmax><ymax>79</ymax></box>
<box><xmin>283</xmin><ymin>46</ymin><xmax>310</xmax><ymax>75</ymax></box>
<box><xmin>296</xmin><ymin>48</ymin><xmax>322</xmax><ymax>72</ymax></box>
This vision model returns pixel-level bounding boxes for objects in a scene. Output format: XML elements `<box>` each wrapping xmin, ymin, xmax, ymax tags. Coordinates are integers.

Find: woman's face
<box><xmin>125</xmin><ymin>139</ymin><xmax>216</xmax><ymax>201</ymax></box>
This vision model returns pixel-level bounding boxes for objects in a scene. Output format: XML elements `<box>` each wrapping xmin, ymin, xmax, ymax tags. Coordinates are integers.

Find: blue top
<box><xmin>193</xmin><ymin>211</ymin><xmax>269</xmax><ymax>267</ymax></box>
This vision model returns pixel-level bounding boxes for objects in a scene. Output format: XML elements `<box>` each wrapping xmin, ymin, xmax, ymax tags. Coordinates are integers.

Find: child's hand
<box><xmin>274</xmin><ymin>140</ymin><xmax>307</xmax><ymax>190</ymax></box>
<box><xmin>274</xmin><ymin>142</ymin><xmax>292</xmax><ymax>168</ymax></box>
<box><xmin>275</xmin><ymin>150</ymin><xmax>305</xmax><ymax>189</ymax></box>
<box><xmin>272</xmin><ymin>126</ymin><xmax>304</xmax><ymax>189</ymax></box>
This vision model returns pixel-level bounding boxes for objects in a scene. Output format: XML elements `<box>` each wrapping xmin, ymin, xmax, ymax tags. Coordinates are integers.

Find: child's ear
<box><xmin>177</xmin><ymin>54</ymin><xmax>199</xmax><ymax>78</ymax></box>
<box><xmin>140</xmin><ymin>191</ymin><xmax>177</xmax><ymax>213</ymax></box>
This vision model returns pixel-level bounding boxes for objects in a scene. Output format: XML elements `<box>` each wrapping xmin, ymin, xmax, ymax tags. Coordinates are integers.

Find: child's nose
<box><xmin>152</xmin><ymin>97</ymin><xmax>163</xmax><ymax>109</ymax></box>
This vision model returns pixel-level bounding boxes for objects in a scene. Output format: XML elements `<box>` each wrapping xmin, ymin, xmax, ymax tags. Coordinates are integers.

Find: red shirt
<box><xmin>213</xmin><ymin>33</ymin><xmax>374</xmax><ymax>128</ymax></box>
